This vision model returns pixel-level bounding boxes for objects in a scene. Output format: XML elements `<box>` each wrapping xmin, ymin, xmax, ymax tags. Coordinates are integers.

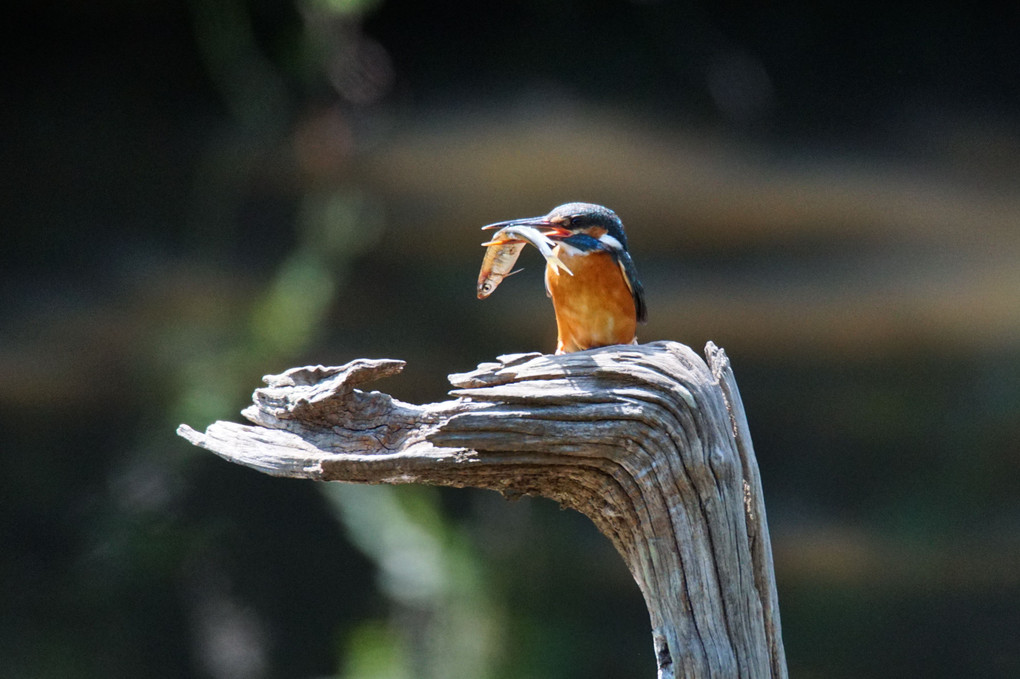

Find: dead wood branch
<box><xmin>177</xmin><ymin>340</ymin><xmax>786</xmax><ymax>679</ymax></box>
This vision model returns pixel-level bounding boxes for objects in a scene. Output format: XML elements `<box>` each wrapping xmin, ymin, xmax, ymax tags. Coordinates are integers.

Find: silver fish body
<box><xmin>476</xmin><ymin>225</ymin><xmax>572</xmax><ymax>299</ymax></box>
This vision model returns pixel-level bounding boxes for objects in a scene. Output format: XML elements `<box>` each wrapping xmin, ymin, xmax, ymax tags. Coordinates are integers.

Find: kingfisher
<box><xmin>482</xmin><ymin>202</ymin><xmax>647</xmax><ymax>354</ymax></box>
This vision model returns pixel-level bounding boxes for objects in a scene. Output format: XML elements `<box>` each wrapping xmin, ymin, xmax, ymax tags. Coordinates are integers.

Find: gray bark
<box><xmin>177</xmin><ymin>340</ymin><xmax>787</xmax><ymax>678</ymax></box>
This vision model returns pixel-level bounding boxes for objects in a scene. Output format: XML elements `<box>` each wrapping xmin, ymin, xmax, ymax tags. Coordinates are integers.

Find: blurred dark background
<box><xmin>2</xmin><ymin>1</ymin><xmax>1018</xmax><ymax>677</ymax></box>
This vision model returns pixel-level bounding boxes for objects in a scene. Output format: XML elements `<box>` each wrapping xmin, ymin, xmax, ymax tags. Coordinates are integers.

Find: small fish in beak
<box><xmin>476</xmin><ymin>224</ymin><xmax>572</xmax><ymax>299</ymax></box>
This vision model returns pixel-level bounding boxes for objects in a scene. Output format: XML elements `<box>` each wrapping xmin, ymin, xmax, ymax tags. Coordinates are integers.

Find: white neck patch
<box><xmin>599</xmin><ymin>233</ymin><xmax>624</xmax><ymax>250</ymax></box>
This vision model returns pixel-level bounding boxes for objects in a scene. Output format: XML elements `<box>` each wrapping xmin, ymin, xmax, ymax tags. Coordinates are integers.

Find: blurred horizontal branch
<box><xmin>772</xmin><ymin>524</ymin><xmax>1020</xmax><ymax>590</ymax></box>
<box><xmin>342</xmin><ymin>108</ymin><xmax>1020</xmax><ymax>356</ymax></box>
<box><xmin>355</xmin><ymin>109</ymin><xmax>1020</xmax><ymax>252</ymax></box>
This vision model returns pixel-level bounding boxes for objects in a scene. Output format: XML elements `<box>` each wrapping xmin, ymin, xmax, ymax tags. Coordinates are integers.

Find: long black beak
<box><xmin>481</xmin><ymin>217</ymin><xmax>572</xmax><ymax>238</ymax></box>
<box><xmin>480</xmin><ymin>216</ymin><xmax>547</xmax><ymax>230</ymax></box>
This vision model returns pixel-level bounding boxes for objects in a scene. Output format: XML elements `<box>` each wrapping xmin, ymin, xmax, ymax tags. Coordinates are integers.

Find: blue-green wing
<box><xmin>615</xmin><ymin>249</ymin><xmax>647</xmax><ymax>323</ymax></box>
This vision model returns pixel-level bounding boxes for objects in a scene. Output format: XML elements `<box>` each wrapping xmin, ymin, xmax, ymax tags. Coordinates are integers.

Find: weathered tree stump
<box><xmin>177</xmin><ymin>340</ymin><xmax>787</xmax><ymax>679</ymax></box>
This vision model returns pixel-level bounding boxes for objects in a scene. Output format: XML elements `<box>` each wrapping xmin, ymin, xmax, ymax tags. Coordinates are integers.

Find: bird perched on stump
<box><xmin>479</xmin><ymin>202</ymin><xmax>647</xmax><ymax>354</ymax></box>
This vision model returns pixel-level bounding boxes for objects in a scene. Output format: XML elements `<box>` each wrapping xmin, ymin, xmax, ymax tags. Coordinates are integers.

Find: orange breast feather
<box><xmin>545</xmin><ymin>248</ymin><xmax>638</xmax><ymax>354</ymax></box>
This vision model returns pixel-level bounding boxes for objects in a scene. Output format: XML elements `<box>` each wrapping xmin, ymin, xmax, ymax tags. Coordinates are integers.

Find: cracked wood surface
<box><xmin>177</xmin><ymin>340</ymin><xmax>787</xmax><ymax>679</ymax></box>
